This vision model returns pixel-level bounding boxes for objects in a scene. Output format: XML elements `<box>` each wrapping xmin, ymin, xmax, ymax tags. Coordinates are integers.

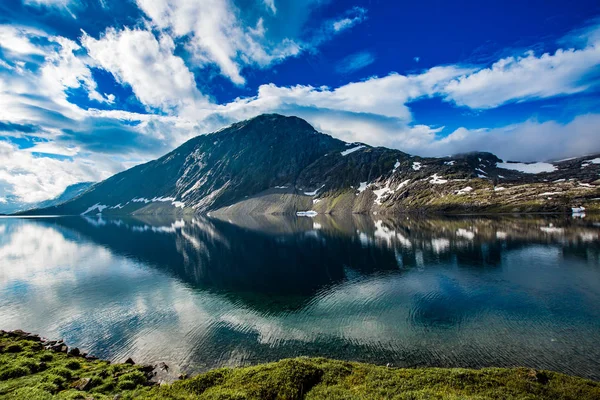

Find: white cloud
<box><xmin>332</xmin><ymin>7</ymin><xmax>367</xmax><ymax>32</ymax></box>
<box><xmin>42</xmin><ymin>36</ymin><xmax>115</xmax><ymax>106</ymax></box>
<box><xmin>0</xmin><ymin>25</ymin><xmax>48</xmax><ymax>55</ymax></box>
<box><xmin>336</xmin><ymin>51</ymin><xmax>375</xmax><ymax>74</ymax></box>
<box><xmin>442</xmin><ymin>40</ymin><xmax>600</xmax><ymax>109</ymax></box>
<box><xmin>0</xmin><ymin>141</ymin><xmax>110</xmax><ymax>203</ymax></box>
<box><xmin>23</xmin><ymin>0</ymin><xmax>75</xmax><ymax>6</ymax></box>
<box><xmin>24</xmin><ymin>142</ymin><xmax>80</xmax><ymax>157</ymax></box>
<box><xmin>225</xmin><ymin>65</ymin><xmax>470</xmax><ymax>122</ymax></box>
<box><xmin>82</xmin><ymin>28</ymin><xmax>207</xmax><ymax>114</ymax></box>
<box><xmin>263</xmin><ymin>0</ymin><xmax>276</xmax><ymax>14</ymax></box>
<box><xmin>22</xmin><ymin>0</ymin><xmax>78</xmax><ymax>18</ymax></box>
<box><xmin>432</xmin><ymin>114</ymin><xmax>600</xmax><ymax>162</ymax></box>
<box><xmin>134</xmin><ymin>0</ymin><xmax>300</xmax><ymax>85</ymax></box>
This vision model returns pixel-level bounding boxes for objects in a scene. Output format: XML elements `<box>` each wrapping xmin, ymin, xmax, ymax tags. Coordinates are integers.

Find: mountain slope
<box><xmin>34</xmin><ymin>182</ymin><xmax>95</xmax><ymax>210</ymax></box>
<box><xmin>24</xmin><ymin>114</ymin><xmax>600</xmax><ymax>216</ymax></box>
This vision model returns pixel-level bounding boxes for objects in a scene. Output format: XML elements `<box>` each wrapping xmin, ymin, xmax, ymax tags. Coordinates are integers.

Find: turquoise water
<box><xmin>0</xmin><ymin>214</ymin><xmax>599</xmax><ymax>380</ymax></box>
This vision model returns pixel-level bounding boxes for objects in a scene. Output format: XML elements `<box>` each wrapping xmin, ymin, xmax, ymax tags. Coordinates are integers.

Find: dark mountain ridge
<box><xmin>22</xmin><ymin>114</ymin><xmax>600</xmax><ymax>216</ymax></box>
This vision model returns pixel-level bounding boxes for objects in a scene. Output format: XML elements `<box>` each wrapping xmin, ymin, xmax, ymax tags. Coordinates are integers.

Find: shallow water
<box><xmin>1</xmin><ymin>214</ymin><xmax>599</xmax><ymax>380</ymax></box>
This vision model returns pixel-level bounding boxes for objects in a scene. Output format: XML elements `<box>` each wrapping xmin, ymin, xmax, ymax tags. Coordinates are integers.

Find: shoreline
<box><xmin>2</xmin><ymin>329</ymin><xmax>599</xmax><ymax>399</ymax></box>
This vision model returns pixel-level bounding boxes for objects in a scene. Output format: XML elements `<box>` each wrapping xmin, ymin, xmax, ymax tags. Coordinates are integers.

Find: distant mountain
<box><xmin>34</xmin><ymin>182</ymin><xmax>95</xmax><ymax>210</ymax></box>
<box><xmin>23</xmin><ymin>114</ymin><xmax>600</xmax><ymax>216</ymax></box>
<box><xmin>2</xmin><ymin>182</ymin><xmax>94</xmax><ymax>215</ymax></box>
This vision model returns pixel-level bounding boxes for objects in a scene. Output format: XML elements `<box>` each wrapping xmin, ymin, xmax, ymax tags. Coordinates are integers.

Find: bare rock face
<box><xmin>22</xmin><ymin>114</ymin><xmax>600</xmax><ymax>217</ymax></box>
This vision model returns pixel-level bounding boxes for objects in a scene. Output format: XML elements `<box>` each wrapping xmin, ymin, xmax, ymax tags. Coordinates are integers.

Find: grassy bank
<box><xmin>1</xmin><ymin>331</ymin><xmax>599</xmax><ymax>400</ymax></box>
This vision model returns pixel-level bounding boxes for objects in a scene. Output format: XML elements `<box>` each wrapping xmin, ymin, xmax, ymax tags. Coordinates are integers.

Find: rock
<box><xmin>49</xmin><ymin>344</ymin><xmax>62</xmax><ymax>352</ymax></box>
<box><xmin>68</xmin><ymin>347</ymin><xmax>81</xmax><ymax>357</ymax></box>
<box><xmin>71</xmin><ymin>377</ymin><xmax>92</xmax><ymax>391</ymax></box>
<box><xmin>139</xmin><ymin>365</ymin><xmax>154</xmax><ymax>373</ymax></box>
<box><xmin>124</xmin><ymin>357</ymin><xmax>135</xmax><ymax>365</ymax></box>
<box><xmin>528</xmin><ymin>369</ymin><xmax>549</xmax><ymax>385</ymax></box>
<box><xmin>59</xmin><ymin>345</ymin><xmax>68</xmax><ymax>353</ymax></box>
<box><xmin>178</xmin><ymin>373</ymin><xmax>188</xmax><ymax>380</ymax></box>
<box><xmin>24</xmin><ymin>334</ymin><xmax>41</xmax><ymax>342</ymax></box>
<box><xmin>157</xmin><ymin>362</ymin><xmax>169</xmax><ymax>371</ymax></box>
<box><xmin>85</xmin><ymin>355</ymin><xmax>99</xmax><ymax>361</ymax></box>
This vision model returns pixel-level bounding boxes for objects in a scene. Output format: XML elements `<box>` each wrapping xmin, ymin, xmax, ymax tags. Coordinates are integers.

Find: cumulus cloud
<box><xmin>432</xmin><ymin>114</ymin><xmax>600</xmax><ymax>161</ymax></box>
<box><xmin>82</xmin><ymin>28</ymin><xmax>208</xmax><ymax>113</ymax></box>
<box><xmin>225</xmin><ymin>65</ymin><xmax>471</xmax><ymax>122</ymax></box>
<box><xmin>134</xmin><ymin>0</ymin><xmax>301</xmax><ymax>85</ymax></box>
<box><xmin>0</xmin><ymin>141</ymin><xmax>108</xmax><ymax>203</ymax></box>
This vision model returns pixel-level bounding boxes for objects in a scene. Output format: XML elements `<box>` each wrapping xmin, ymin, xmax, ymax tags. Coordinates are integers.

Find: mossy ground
<box><xmin>2</xmin><ymin>332</ymin><xmax>599</xmax><ymax>399</ymax></box>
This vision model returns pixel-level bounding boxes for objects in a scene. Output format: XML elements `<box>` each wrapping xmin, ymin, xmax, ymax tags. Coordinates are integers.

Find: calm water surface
<box><xmin>0</xmin><ymin>214</ymin><xmax>599</xmax><ymax>380</ymax></box>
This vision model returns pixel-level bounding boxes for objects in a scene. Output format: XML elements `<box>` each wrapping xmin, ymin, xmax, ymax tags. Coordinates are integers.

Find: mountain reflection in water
<box><xmin>0</xmin><ymin>214</ymin><xmax>599</xmax><ymax>380</ymax></box>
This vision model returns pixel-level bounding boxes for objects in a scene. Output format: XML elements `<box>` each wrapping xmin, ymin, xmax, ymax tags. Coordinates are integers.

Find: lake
<box><xmin>1</xmin><ymin>214</ymin><xmax>599</xmax><ymax>380</ymax></box>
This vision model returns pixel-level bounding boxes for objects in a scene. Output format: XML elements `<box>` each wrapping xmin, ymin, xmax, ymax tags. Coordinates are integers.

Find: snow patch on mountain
<box><xmin>582</xmin><ymin>158</ymin><xmax>600</xmax><ymax>168</ymax></box>
<box><xmin>397</xmin><ymin>180</ymin><xmax>411</xmax><ymax>191</ymax></box>
<box><xmin>373</xmin><ymin>184</ymin><xmax>394</xmax><ymax>205</ymax></box>
<box><xmin>357</xmin><ymin>182</ymin><xmax>368</xmax><ymax>193</ymax></box>
<box><xmin>172</xmin><ymin>201</ymin><xmax>186</xmax><ymax>209</ymax></box>
<box><xmin>82</xmin><ymin>203</ymin><xmax>108</xmax><ymax>215</ymax></box>
<box><xmin>304</xmin><ymin>185</ymin><xmax>325</xmax><ymax>196</ymax></box>
<box><xmin>430</xmin><ymin>174</ymin><xmax>448</xmax><ymax>184</ymax></box>
<box><xmin>341</xmin><ymin>145</ymin><xmax>365</xmax><ymax>156</ymax></box>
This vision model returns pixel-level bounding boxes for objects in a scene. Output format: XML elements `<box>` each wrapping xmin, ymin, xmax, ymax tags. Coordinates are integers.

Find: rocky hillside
<box><xmin>23</xmin><ymin>114</ymin><xmax>600</xmax><ymax>216</ymax></box>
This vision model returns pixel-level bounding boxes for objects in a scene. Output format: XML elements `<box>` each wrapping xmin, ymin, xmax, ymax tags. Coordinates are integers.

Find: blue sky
<box><xmin>0</xmin><ymin>0</ymin><xmax>599</xmax><ymax>204</ymax></box>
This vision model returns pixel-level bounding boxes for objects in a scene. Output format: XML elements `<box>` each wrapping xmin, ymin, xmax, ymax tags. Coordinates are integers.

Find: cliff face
<box><xmin>23</xmin><ymin>114</ymin><xmax>600</xmax><ymax>216</ymax></box>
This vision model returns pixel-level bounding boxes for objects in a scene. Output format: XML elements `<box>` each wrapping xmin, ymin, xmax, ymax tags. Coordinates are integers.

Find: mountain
<box><xmin>23</xmin><ymin>114</ymin><xmax>600</xmax><ymax>216</ymax></box>
<box><xmin>1</xmin><ymin>182</ymin><xmax>94</xmax><ymax>215</ymax></box>
<box><xmin>34</xmin><ymin>182</ymin><xmax>95</xmax><ymax>210</ymax></box>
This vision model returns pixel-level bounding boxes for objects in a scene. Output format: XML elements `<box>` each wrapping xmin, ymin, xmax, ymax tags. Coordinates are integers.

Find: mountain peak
<box><xmin>218</xmin><ymin>113</ymin><xmax>318</xmax><ymax>138</ymax></box>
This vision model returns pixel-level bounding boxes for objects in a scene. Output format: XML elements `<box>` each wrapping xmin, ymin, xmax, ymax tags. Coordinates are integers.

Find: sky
<box><xmin>0</xmin><ymin>0</ymin><xmax>600</xmax><ymax>205</ymax></box>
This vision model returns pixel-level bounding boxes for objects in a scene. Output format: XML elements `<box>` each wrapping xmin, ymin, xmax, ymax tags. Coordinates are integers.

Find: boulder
<box><xmin>68</xmin><ymin>347</ymin><xmax>81</xmax><ymax>357</ymax></box>
<box><xmin>71</xmin><ymin>377</ymin><xmax>92</xmax><ymax>391</ymax></box>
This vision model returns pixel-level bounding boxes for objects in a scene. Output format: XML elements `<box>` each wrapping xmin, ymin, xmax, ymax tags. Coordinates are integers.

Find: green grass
<box><xmin>2</xmin><ymin>332</ymin><xmax>599</xmax><ymax>399</ymax></box>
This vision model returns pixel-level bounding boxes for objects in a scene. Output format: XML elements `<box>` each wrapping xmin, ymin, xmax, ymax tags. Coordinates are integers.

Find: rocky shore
<box><xmin>1</xmin><ymin>329</ymin><xmax>599</xmax><ymax>399</ymax></box>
